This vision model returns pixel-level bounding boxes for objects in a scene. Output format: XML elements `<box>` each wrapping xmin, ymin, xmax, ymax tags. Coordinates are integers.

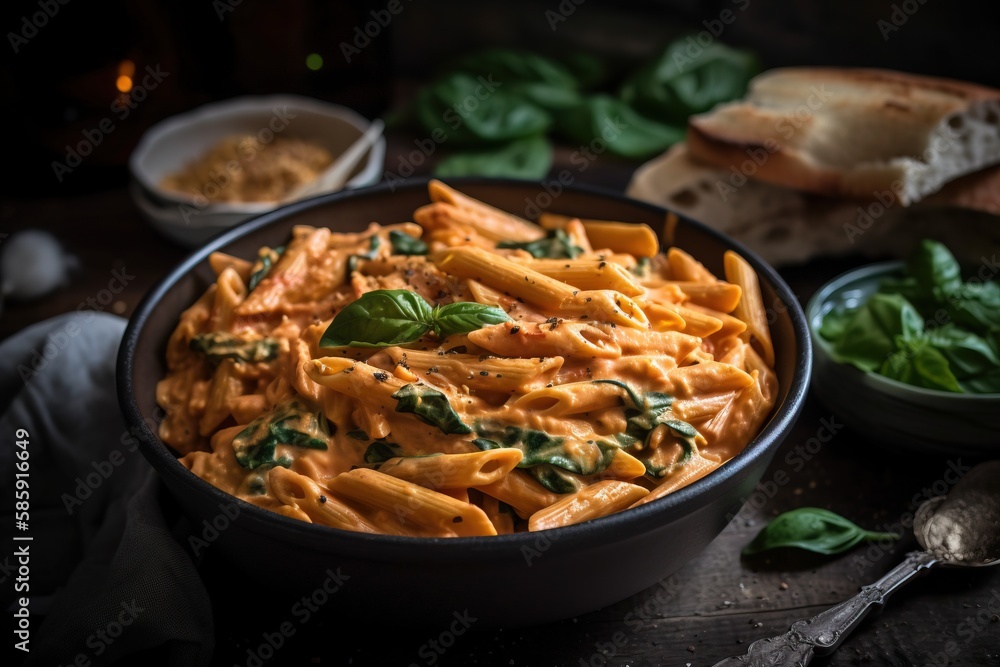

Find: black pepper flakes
<box><xmin>480</xmin><ymin>371</ymin><xmax>489</xmax><ymax>376</ymax></box>
<box><xmin>599</xmin><ymin>261</ymin><xmax>607</xmax><ymax>269</ymax></box>
<box><xmin>453</xmin><ymin>516</ymin><xmax>463</xmax><ymax>523</ymax></box>
<box><xmin>510</xmin><ymin>326</ymin><xmax>521</xmax><ymax>334</ymax></box>
<box><xmin>373</xmin><ymin>371</ymin><xmax>389</xmax><ymax>382</ymax></box>
<box><xmin>585</xmin><ymin>297</ymin><xmax>592</xmax><ymax>302</ymax></box>
<box><xmin>319</xmin><ymin>495</ymin><xmax>327</xmax><ymax>504</ymax></box>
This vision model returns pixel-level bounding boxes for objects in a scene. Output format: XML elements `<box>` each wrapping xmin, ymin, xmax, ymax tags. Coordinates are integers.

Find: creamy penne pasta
<box><xmin>157</xmin><ymin>181</ymin><xmax>779</xmax><ymax>535</ymax></box>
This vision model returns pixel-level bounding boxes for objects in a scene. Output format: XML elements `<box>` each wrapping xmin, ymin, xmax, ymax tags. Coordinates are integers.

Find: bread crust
<box><xmin>687</xmin><ymin>68</ymin><xmax>1000</xmax><ymax>204</ymax></box>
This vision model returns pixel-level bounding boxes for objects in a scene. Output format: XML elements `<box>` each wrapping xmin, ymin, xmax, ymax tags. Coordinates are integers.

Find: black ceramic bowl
<box><xmin>118</xmin><ymin>178</ymin><xmax>811</xmax><ymax>626</ymax></box>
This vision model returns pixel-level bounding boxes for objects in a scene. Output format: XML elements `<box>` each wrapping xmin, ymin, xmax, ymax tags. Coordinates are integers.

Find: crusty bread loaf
<box><xmin>686</xmin><ymin>68</ymin><xmax>1000</xmax><ymax>206</ymax></box>
<box><xmin>627</xmin><ymin>144</ymin><xmax>1000</xmax><ymax>266</ymax></box>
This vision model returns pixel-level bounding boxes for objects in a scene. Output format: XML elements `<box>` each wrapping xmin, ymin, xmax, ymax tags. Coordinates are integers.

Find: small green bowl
<box><xmin>806</xmin><ymin>261</ymin><xmax>1000</xmax><ymax>456</ymax></box>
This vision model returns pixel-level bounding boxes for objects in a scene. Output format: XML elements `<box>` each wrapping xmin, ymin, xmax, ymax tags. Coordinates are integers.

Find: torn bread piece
<box><xmin>687</xmin><ymin>68</ymin><xmax>1000</xmax><ymax>206</ymax></box>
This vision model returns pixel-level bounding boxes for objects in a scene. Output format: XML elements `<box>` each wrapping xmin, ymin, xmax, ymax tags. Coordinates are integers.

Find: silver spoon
<box><xmin>282</xmin><ymin>119</ymin><xmax>384</xmax><ymax>203</ymax></box>
<box><xmin>713</xmin><ymin>460</ymin><xmax>1000</xmax><ymax>666</ymax></box>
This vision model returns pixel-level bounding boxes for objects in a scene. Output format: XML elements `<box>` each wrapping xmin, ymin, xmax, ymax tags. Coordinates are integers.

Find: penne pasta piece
<box><xmin>629</xmin><ymin>455</ymin><xmax>719</xmax><ymax>507</ymax></box>
<box><xmin>428</xmin><ymin>179</ymin><xmax>542</xmax><ymax>241</ymax></box>
<box><xmin>513</xmin><ymin>258</ymin><xmax>644</xmax><ymax>296</ymax></box>
<box><xmin>376</xmin><ymin>348</ymin><xmax>564</xmax><ymax>393</ymax></box>
<box><xmin>209</xmin><ymin>252</ymin><xmax>253</xmax><ymax>281</ymax></box>
<box><xmin>671</xmin><ymin>281</ymin><xmax>743</xmax><ymax>313</ymax></box>
<box><xmin>725</xmin><ymin>250</ymin><xmax>775</xmax><ymax>367</ymax></box>
<box><xmin>666</xmin><ymin>247</ymin><xmax>718</xmax><ymax>283</ymax></box>
<box><xmin>468</xmin><ymin>321</ymin><xmax>620</xmax><ymax>359</ymax></box>
<box><xmin>513</xmin><ymin>381</ymin><xmax>627</xmax><ymax>417</ymax></box>
<box><xmin>475</xmin><ymin>470</ymin><xmax>561</xmax><ymax>518</ymax></box>
<box><xmin>481</xmin><ymin>495</ymin><xmax>516</xmax><ymax>535</ymax></box>
<box><xmin>328</xmin><ymin>468</ymin><xmax>497</xmax><ymax>537</ymax></box>
<box><xmin>269</xmin><ymin>466</ymin><xmax>384</xmax><ymax>533</ymax></box>
<box><xmin>378</xmin><ymin>450</ymin><xmax>523</xmax><ymax>489</ymax></box>
<box><xmin>536</xmin><ymin>213</ymin><xmax>659</xmax><ymax>258</ymax></box>
<box><xmin>528</xmin><ymin>481</ymin><xmax>649</xmax><ymax>531</ymax></box>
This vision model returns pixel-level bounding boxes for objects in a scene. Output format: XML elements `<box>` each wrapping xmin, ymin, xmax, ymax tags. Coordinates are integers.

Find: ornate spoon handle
<box><xmin>711</xmin><ymin>551</ymin><xmax>938</xmax><ymax>667</ymax></box>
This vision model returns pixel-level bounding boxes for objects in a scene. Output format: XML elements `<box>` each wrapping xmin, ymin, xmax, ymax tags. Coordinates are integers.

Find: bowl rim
<box><xmin>118</xmin><ymin>176</ymin><xmax>813</xmax><ymax>559</ymax></box>
<box><xmin>128</xmin><ymin>93</ymin><xmax>386</xmax><ymax>215</ymax></box>
<box><xmin>806</xmin><ymin>260</ymin><xmax>1000</xmax><ymax>402</ymax></box>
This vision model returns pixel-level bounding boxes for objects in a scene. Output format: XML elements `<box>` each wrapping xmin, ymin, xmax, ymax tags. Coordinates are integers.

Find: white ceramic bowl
<box><xmin>129</xmin><ymin>95</ymin><xmax>386</xmax><ymax>246</ymax></box>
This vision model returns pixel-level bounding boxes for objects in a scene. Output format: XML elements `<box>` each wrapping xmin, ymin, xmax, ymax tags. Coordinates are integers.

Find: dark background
<box><xmin>2</xmin><ymin>0</ymin><xmax>1000</xmax><ymax>199</ymax></box>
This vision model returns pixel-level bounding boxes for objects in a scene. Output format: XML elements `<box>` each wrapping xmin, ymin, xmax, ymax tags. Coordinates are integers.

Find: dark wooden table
<box><xmin>4</xmin><ymin>137</ymin><xmax>999</xmax><ymax>666</ymax></box>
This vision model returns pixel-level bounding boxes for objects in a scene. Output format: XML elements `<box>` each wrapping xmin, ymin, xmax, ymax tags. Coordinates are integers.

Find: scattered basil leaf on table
<box><xmin>320</xmin><ymin>289</ymin><xmax>511</xmax><ymax>348</ymax></box>
<box><xmin>392</xmin><ymin>384</ymin><xmax>472</xmax><ymax>435</ymax></box>
<box><xmin>742</xmin><ymin>508</ymin><xmax>898</xmax><ymax>557</ymax></box>
<box><xmin>435</xmin><ymin>135</ymin><xmax>552</xmax><ymax>180</ymax></box>
<box><xmin>497</xmin><ymin>228</ymin><xmax>583</xmax><ymax>259</ymax></box>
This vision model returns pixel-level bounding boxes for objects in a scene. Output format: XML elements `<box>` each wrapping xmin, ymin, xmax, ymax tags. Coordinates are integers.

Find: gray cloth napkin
<box><xmin>0</xmin><ymin>313</ymin><xmax>213</xmax><ymax>666</ymax></box>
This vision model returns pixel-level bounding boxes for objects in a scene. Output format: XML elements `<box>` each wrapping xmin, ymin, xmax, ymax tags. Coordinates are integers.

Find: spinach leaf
<box><xmin>432</xmin><ymin>301</ymin><xmax>513</xmax><ymax>338</ymax></box>
<box><xmin>907</xmin><ymin>239</ymin><xmax>962</xmax><ymax>297</ymax></box>
<box><xmin>321</xmin><ymin>289</ymin><xmax>434</xmax><ymax>348</ymax></box>
<box><xmin>392</xmin><ymin>384</ymin><xmax>472</xmax><ymax>435</ymax></box>
<box><xmin>435</xmin><ymin>135</ymin><xmax>552</xmax><ymax>180</ymax></box>
<box><xmin>473</xmin><ymin>425</ymin><xmax>618</xmax><ymax>478</ymax></box>
<box><xmin>232</xmin><ymin>401</ymin><xmax>330</xmax><ymax>470</ymax></box>
<box><xmin>945</xmin><ymin>281</ymin><xmax>1000</xmax><ymax>331</ymax></box>
<box><xmin>558</xmin><ymin>95</ymin><xmax>685</xmax><ymax>159</ymax></box>
<box><xmin>415</xmin><ymin>73</ymin><xmax>551</xmax><ymax>145</ymax></box>
<box><xmin>347</xmin><ymin>235</ymin><xmax>382</xmax><ymax>275</ymax></box>
<box><xmin>363</xmin><ymin>441</ymin><xmax>402</xmax><ymax>464</ymax></box>
<box><xmin>742</xmin><ymin>508</ymin><xmax>898</xmax><ymax>556</ymax></box>
<box><xmin>821</xmin><ymin>293</ymin><xmax>924</xmax><ymax>372</ymax></box>
<box><xmin>620</xmin><ymin>39</ymin><xmax>758</xmax><ymax>125</ymax></box>
<box><xmin>321</xmin><ymin>290</ymin><xmax>510</xmax><ymax>348</ymax></box>
<box><xmin>497</xmin><ymin>228</ymin><xmax>583</xmax><ymax>259</ymax></box>
<box><xmin>528</xmin><ymin>466</ymin><xmax>581</xmax><ymax>494</ymax></box>
<box><xmin>248</xmin><ymin>245</ymin><xmax>285</xmax><ymax>292</ymax></box>
<box><xmin>190</xmin><ymin>333</ymin><xmax>279</xmax><ymax>364</ymax></box>
<box><xmin>388</xmin><ymin>230</ymin><xmax>428</xmax><ymax>256</ymax></box>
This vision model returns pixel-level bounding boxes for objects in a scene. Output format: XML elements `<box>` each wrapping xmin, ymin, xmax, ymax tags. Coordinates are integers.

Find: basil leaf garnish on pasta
<box><xmin>232</xmin><ymin>401</ymin><xmax>330</xmax><ymax>470</ymax></box>
<box><xmin>247</xmin><ymin>245</ymin><xmax>285</xmax><ymax>292</ymax></box>
<box><xmin>431</xmin><ymin>302</ymin><xmax>512</xmax><ymax>338</ymax></box>
<box><xmin>190</xmin><ymin>333</ymin><xmax>279</xmax><ymax>364</ymax></box>
<box><xmin>321</xmin><ymin>289</ymin><xmax>435</xmax><ymax>348</ymax></box>
<box><xmin>742</xmin><ymin>508</ymin><xmax>899</xmax><ymax>557</ymax></box>
<box><xmin>320</xmin><ymin>289</ymin><xmax>510</xmax><ymax>348</ymax></box>
<box><xmin>392</xmin><ymin>384</ymin><xmax>472</xmax><ymax>435</ymax></box>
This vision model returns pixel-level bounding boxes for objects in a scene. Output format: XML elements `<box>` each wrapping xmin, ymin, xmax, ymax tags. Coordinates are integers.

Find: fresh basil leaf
<box><xmin>907</xmin><ymin>239</ymin><xmax>962</xmax><ymax>297</ymax></box>
<box><xmin>232</xmin><ymin>401</ymin><xmax>330</xmax><ymax>470</ymax></box>
<box><xmin>388</xmin><ymin>230</ymin><xmax>428</xmax><ymax>256</ymax></box>
<box><xmin>821</xmin><ymin>293</ymin><xmax>924</xmax><ymax>372</ymax></box>
<box><xmin>473</xmin><ymin>423</ymin><xmax>618</xmax><ymax>478</ymax></box>
<box><xmin>415</xmin><ymin>73</ymin><xmax>551</xmax><ymax>145</ymax></box>
<box><xmin>620</xmin><ymin>38</ymin><xmax>758</xmax><ymax>125</ymax></box>
<box><xmin>248</xmin><ymin>245</ymin><xmax>285</xmax><ymax>292</ymax></box>
<box><xmin>432</xmin><ymin>302</ymin><xmax>512</xmax><ymax>338</ymax></box>
<box><xmin>925</xmin><ymin>324</ymin><xmax>999</xmax><ymax>380</ymax></box>
<box><xmin>190</xmin><ymin>333</ymin><xmax>279</xmax><ymax>364</ymax></box>
<box><xmin>946</xmin><ymin>281</ymin><xmax>1000</xmax><ymax>332</ymax></box>
<box><xmin>742</xmin><ymin>508</ymin><xmax>898</xmax><ymax>556</ymax></box>
<box><xmin>497</xmin><ymin>228</ymin><xmax>583</xmax><ymax>259</ymax></box>
<box><xmin>392</xmin><ymin>384</ymin><xmax>472</xmax><ymax>435</ymax></box>
<box><xmin>320</xmin><ymin>289</ymin><xmax>434</xmax><ymax>348</ymax></box>
<box><xmin>435</xmin><ymin>135</ymin><xmax>552</xmax><ymax>180</ymax></box>
<box><xmin>364</xmin><ymin>441</ymin><xmax>402</xmax><ymax>464</ymax></box>
<box><xmin>557</xmin><ymin>95</ymin><xmax>685</xmax><ymax>159</ymax></box>
<box><xmin>881</xmin><ymin>337</ymin><xmax>963</xmax><ymax>392</ymax></box>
